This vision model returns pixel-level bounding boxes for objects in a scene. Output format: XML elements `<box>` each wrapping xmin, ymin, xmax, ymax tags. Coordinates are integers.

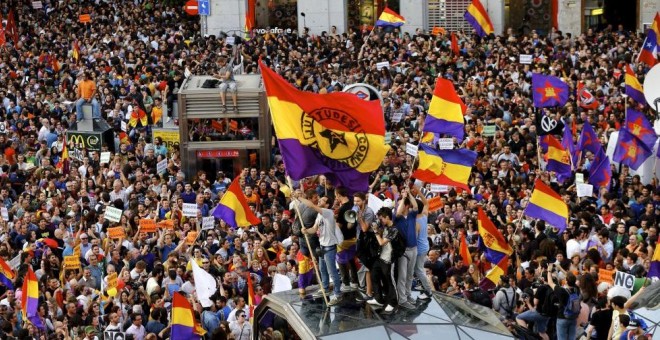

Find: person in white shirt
<box><xmin>125</xmin><ymin>313</ymin><xmax>146</xmax><ymax>340</ymax></box>
<box><xmin>226</xmin><ymin>296</ymin><xmax>250</xmax><ymax>323</ymax></box>
<box><xmin>229</xmin><ymin>311</ymin><xmax>252</xmax><ymax>340</ymax></box>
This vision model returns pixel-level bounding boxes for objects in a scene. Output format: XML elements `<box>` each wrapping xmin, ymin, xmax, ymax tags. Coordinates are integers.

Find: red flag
<box><xmin>459</xmin><ymin>233</ymin><xmax>472</xmax><ymax>266</ymax></box>
<box><xmin>211</xmin><ymin>120</ymin><xmax>224</xmax><ymax>132</ymax></box>
<box><xmin>6</xmin><ymin>10</ymin><xmax>18</xmax><ymax>45</ymax></box>
<box><xmin>0</xmin><ymin>13</ymin><xmax>5</xmax><ymax>46</ymax></box>
<box><xmin>577</xmin><ymin>82</ymin><xmax>599</xmax><ymax>110</ymax></box>
<box><xmin>51</xmin><ymin>54</ymin><xmax>61</xmax><ymax>73</ymax></box>
<box><xmin>247</xmin><ymin>272</ymin><xmax>255</xmax><ymax>318</ymax></box>
<box><xmin>451</xmin><ymin>32</ymin><xmax>459</xmax><ymax>55</ymax></box>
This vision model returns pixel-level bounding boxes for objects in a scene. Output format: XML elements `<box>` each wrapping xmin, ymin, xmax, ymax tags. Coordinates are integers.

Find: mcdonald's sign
<box><xmin>66</xmin><ymin>131</ymin><xmax>102</xmax><ymax>151</ymax></box>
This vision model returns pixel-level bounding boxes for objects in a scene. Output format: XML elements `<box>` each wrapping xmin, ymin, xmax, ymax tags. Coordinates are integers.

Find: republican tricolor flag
<box><xmin>171</xmin><ymin>292</ymin><xmax>205</xmax><ymax>339</ymax></box>
<box><xmin>423</xmin><ymin>77</ymin><xmax>466</xmax><ymax>141</ymax></box>
<box><xmin>212</xmin><ymin>175</ymin><xmax>261</xmax><ymax>229</ymax></box>
<box><xmin>375</xmin><ymin>7</ymin><xmax>406</xmax><ymax>27</ymax></box>
<box><xmin>22</xmin><ymin>267</ymin><xmax>45</xmax><ymax>330</ymax></box>
<box><xmin>464</xmin><ymin>0</ymin><xmax>494</xmax><ymax>37</ymax></box>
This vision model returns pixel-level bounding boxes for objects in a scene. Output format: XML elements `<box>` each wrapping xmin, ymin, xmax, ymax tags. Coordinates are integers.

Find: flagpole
<box><xmin>286</xmin><ymin>176</ymin><xmax>329</xmax><ymax>306</ymax></box>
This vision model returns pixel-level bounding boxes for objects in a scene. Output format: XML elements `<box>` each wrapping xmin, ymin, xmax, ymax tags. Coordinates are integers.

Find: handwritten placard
<box><xmin>73</xmin><ymin>244</ymin><xmax>81</xmax><ymax>259</ymax></box>
<box><xmin>437</xmin><ymin>138</ymin><xmax>454</xmax><ymax>150</ymax></box>
<box><xmin>405</xmin><ymin>143</ymin><xmax>418</xmax><ymax>157</ymax></box>
<box><xmin>157</xmin><ymin>220</ymin><xmax>174</xmax><ymax>230</ymax></box>
<box><xmin>182</xmin><ymin>203</ymin><xmax>198</xmax><ymax>217</ymax></box>
<box><xmin>107</xmin><ymin>272</ymin><xmax>118</xmax><ymax>290</ymax></box>
<box><xmin>63</xmin><ymin>255</ymin><xmax>81</xmax><ymax>270</ymax></box>
<box><xmin>79</xmin><ymin>14</ymin><xmax>91</xmax><ymax>23</ymax></box>
<box><xmin>519</xmin><ymin>54</ymin><xmax>533</xmax><ymax>65</ymax></box>
<box><xmin>202</xmin><ymin>216</ymin><xmax>215</xmax><ymax>230</ymax></box>
<box><xmin>139</xmin><ymin>219</ymin><xmax>157</xmax><ymax>233</ymax></box>
<box><xmin>157</xmin><ymin>159</ymin><xmax>168</xmax><ymax>175</ymax></box>
<box><xmin>598</xmin><ymin>269</ymin><xmax>614</xmax><ymax>284</ymax></box>
<box><xmin>576</xmin><ymin>183</ymin><xmax>593</xmax><ymax>197</ymax></box>
<box><xmin>186</xmin><ymin>231</ymin><xmax>198</xmax><ymax>245</ymax></box>
<box><xmin>482</xmin><ymin>125</ymin><xmax>496</xmax><ymax>137</ymax></box>
<box><xmin>0</xmin><ymin>207</ymin><xmax>8</xmax><ymax>221</ymax></box>
<box><xmin>428</xmin><ymin>196</ymin><xmax>443</xmax><ymax>212</ymax></box>
<box><xmin>430</xmin><ymin>184</ymin><xmax>450</xmax><ymax>193</ymax></box>
<box><xmin>107</xmin><ymin>227</ymin><xmax>125</xmax><ymax>239</ymax></box>
<box><xmin>104</xmin><ymin>206</ymin><xmax>123</xmax><ymax>223</ymax></box>
<box><xmin>575</xmin><ymin>173</ymin><xmax>584</xmax><ymax>183</ymax></box>
<box><xmin>376</xmin><ymin>61</ymin><xmax>390</xmax><ymax>70</ymax></box>
<box><xmin>100</xmin><ymin>152</ymin><xmax>111</xmax><ymax>164</ymax></box>
<box><xmin>391</xmin><ymin>111</ymin><xmax>404</xmax><ymax>123</ymax></box>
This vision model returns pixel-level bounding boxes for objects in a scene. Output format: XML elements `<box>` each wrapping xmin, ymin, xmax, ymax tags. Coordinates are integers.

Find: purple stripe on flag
<box><xmin>649</xmin><ymin>262</ymin><xmax>660</xmax><ymax>279</ymax></box>
<box><xmin>212</xmin><ymin>204</ymin><xmax>238</xmax><ymax>229</ymax></box>
<box><xmin>336</xmin><ymin>244</ymin><xmax>356</xmax><ymax>265</ymax></box>
<box><xmin>424</xmin><ymin>115</ymin><xmax>465</xmax><ymax>141</ymax></box>
<box><xmin>464</xmin><ymin>13</ymin><xmax>488</xmax><ymax>37</ymax></box>
<box><xmin>171</xmin><ymin>324</ymin><xmax>194</xmax><ymax>339</ymax></box>
<box><xmin>525</xmin><ymin>203</ymin><xmax>568</xmax><ymax>232</ymax></box>
<box><xmin>26</xmin><ymin>296</ymin><xmax>44</xmax><ymax>330</ymax></box>
<box><xmin>279</xmin><ymin>139</ymin><xmax>371</xmax><ymax>194</ymax></box>
<box><xmin>298</xmin><ymin>269</ymin><xmax>314</xmax><ymax>289</ymax></box>
<box><xmin>627</xmin><ymin>86</ymin><xmax>647</xmax><ymax>105</ymax></box>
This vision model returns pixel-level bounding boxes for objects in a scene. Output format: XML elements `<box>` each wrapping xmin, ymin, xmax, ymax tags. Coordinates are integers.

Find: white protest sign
<box><xmin>226</xmin><ymin>36</ymin><xmax>235</xmax><ymax>45</ymax></box>
<box><xmin>367</xmin><ymin>194</ymin><xmax>384</xmax><ymax>216</ymax></box>
<box><xmin>376</xmin><ymin>61</ymin><xmax>390</xmax><ymax>70</ymax></box>
<box><xmin>384</xmin><ymin>132</ymin><xmax>392</xmax><ymax>144</ymax></box>
<box><xmin>100</xmin><ymin>152</ymin><xmax>111</xmax><ymax>164</ymax></box>
<box><xmin>202</xmin><ymin>216</ymin><xmax>215</xmax><ymax>230</ymax></box>
<box><xmin>614</xmin><ymin>271</ymin><xmax>635</xmax><ymax>291</ymax></box>
<box><xmin>104</xmin><ymin>206</ymin><xmax>123</xmax><ymax>223</ymax></box>
<box><xmin>157</xmin><ymin>159</ymin><xmax>168</xmax><ymax>175</ymax></box>
<box><xmin>519</xmin><ymin>54</ymin><xmax>533</xmax><ymax>64</ymax></box>
<box><xmin>1</xmin><ymin>207</ymin><xmax>8</xmax><ymax>221</ymax></box>
<box><xmin>391</xmin><ymin>111</ymin><xmax>404</xmax><ymax>123</ymax></box>
<box><xmin>8</xmin><ymin>254</ymin><xmax>20</xmax><ymax>269</ymax></box>
<box><xmin>32</xmin><ymin>1</ymin><xmax>43</xmax><ymax>9</ymax></box>
<box><xmin>437</xmin><ymin>138</ymin><xmax>453</xmax><ymax>150</ymax></box>
<box><xmin>430</xmin><ymin>184</ymin><xmax>450</xmax><ymax>193</ymax></box>
<box><xmin>575</xmin><ymin>173</ymin><xmax>584</xmax><ymax>184</ymax></box>
<box><xmin>272</xmin><ymin>273</ymin><xmax>293</xmax><ymax>293</ymax></box>
<box><xmin>182</xmin><ymin>203</ymin><xmax>199</xmax><ymax>217</ymax></box>
<box><xmin>576</xmin><ymin>183</ymin><xmax>593</xmax><ymax>198</ymax></box>
<box><xmin>405</xmin><ymin>143</ymin><xmax>418</xmax><ymax>157</ymax></box>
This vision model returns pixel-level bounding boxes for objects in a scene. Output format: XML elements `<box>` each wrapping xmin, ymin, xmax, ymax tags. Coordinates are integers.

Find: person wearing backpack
<box><xmin>493</xmin><ymin>275</ymin><xmax>517</xmax><ymax>320</ymax></box>
<box><xmin>516</xmin><ymin>276</ymin><xmax>551</xmax><ymax>340</ymax></box>
<box><xmin>548</xmin><ymin>263</ymin><xmax>581</xmax><ymax>340</ymax></box>
<box><xmin>394</xmin><ymin>188</ymin><xmax>419</xmax><ymax>311</ymax></box>
<box><xmin>366</xmin><ymin>207</ymin><xmax>402</xmax><ymax>314</ymax></box>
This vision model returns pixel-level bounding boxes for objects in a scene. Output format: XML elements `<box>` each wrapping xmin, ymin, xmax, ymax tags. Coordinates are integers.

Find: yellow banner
<box><xmin>152</xmin><ymin>129</ymin><xmax>180</xmax><ymax>153</ymax></box>
<box><xmin>63</xmin><ymin>256</ymin><xmax>81</xmax><ymax>270</ymax></box>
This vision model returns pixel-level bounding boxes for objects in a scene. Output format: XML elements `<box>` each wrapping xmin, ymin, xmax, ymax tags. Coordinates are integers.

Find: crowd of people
<box><xmin>0</xmin><ymin>0</ymin><xmax>657</xmax><ymax>340</ymax></box>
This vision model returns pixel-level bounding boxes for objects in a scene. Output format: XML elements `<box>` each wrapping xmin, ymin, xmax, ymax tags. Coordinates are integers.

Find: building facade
<box><xmin>205</xmin><ymin>0</ymin><xmax>659</xmax><ymax>39</ymax></box>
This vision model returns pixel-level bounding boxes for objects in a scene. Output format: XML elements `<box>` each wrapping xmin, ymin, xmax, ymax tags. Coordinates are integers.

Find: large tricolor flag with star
<box><xmin>532</xmin><ymin>74</ymin><xmax>569</xmax><ymax>108</ymax></box>
<box><xmin>259</xmin><ymin>60</ymin><xmax>390</xmax><ymax>193</ymax></box>
<box><xmin>613</xmin><ymin>128</ymin><xmax>652</xmax><ymax>170</ymax></box>
<box><xmin>625</xmin><ymin>108</ymin><xmax>657</xmax><ymax>150</ymax></box>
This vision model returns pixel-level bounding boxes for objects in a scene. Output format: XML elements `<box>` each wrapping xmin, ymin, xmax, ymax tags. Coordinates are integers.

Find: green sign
<box><xmin>482</xmin><ymin>125</ymin><xmax>497</xmax><ymax>137</ymax></box>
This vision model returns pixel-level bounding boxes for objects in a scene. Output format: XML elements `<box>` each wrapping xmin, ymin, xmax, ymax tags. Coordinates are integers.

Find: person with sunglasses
<box><xmin>228</xmin><ymin>311</ymin><xmax>252</xmax><ymax>340</ymax></box>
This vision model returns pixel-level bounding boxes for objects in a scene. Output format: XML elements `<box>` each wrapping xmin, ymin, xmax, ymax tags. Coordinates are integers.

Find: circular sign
<box><xmin>643</xmin><ymin>64</ymin><xmax>660</xmax><ymax>112</ymax></box>
<box><xmin>343</xmin><ymin>83</ymin><xmax>384</xmax><ymax>107</ymax></box>
<box><xmin>184</xmin><ymin>0</ymin><xmax>199</xmax><ymax>16</ymax></box>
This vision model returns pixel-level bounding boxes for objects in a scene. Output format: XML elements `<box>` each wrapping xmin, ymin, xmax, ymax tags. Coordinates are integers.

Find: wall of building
<box><xmin>557</xmin><ymin>0</ymin><xmax>582</xmax><ymax>37</ymax></box>
<box><xmin>297</xmin><ymin>0</ymin><xmax>347</xmax><ymax>34</ymax></box>
<box><xmin>206</xmin><ymin>0</ymin><xmax>245</xmax><ymax>36</ymax></box>
<box><xmin>486</xmin><ymin>0</ymin><xmax>506</xmax><ymax>36</ymax></box>
<box><xmin>640</xmin><ymin>0</ymin><xmax>660</xmax><ymax>30</ymax></box>
<box><xmin>399</xmin><ymin>0</ymin><xmax>426</xmax><ymax>34</ymax></box>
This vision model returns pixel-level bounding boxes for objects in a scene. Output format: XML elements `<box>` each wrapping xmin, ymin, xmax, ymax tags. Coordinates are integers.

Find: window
<box><xmin>427</xmin><ymin>0</ymin><xmax>473</xmax><ymax>33</ymax></box>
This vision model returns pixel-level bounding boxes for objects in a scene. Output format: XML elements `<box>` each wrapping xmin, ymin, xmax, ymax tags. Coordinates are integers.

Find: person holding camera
<box><xmin>367</xmin><ymin>207</ymin><xmax>402</xmax><ymax>314</ymax></box>
<box><xmin>548</xmin><ymin>263</ymin><xmax>581</xmax><ymax>340</ymax></box>
<box><xmin>516</xmin><ymin>273</ymin><xmax>551</xmax><ymax>340</ymax></box>
<box><xmin>297</xmin><ymin>195</ymin><xmax>342</xmax><ymax>306</ymax></box>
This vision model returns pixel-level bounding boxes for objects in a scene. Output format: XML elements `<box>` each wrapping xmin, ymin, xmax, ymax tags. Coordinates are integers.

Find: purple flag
<box><xmin>589</xmin><ymin>149</ymin><xmax>611</xmax><ymax>190</ymax></box>
<box><xmin>532</xmin><ymin>74</ymin><xmax>569</xmax><ymax>108</ymax></box>
<box><xmin>562</xmin><ymin>123</ymin><xmax>576</xmax><ymax>169</ymax></box>
<box><xmin>625</xmin><ymin>108</ymin><xmax>657</xmax><ymax>150</ymax></box>
<box><xmin>578</xmin><ymin>121</ymin><xmax>601</xmax><ymax>156</ymax></box>
<box><xmin>613</xmin><ymin>128</ymin><xmax>652</xmax><ymax>170</ymax></box>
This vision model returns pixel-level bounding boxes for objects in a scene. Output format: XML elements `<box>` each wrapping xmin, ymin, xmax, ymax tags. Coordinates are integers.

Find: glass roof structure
<box><xmin>627</xmin><ymin>280</ymin><xmax>660</xmax><ymax>336</ymax></box>
<box><xmin>254</xmin><ymin>287</ymin><xmax>514</xmax><ymax>340</ymax></box>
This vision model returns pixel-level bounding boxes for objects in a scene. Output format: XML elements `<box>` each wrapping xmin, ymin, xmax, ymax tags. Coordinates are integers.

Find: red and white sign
<box><xmin>196</xmin><ymin>150</ymin><xmax>240</xmax><ymax>158</ymax></box>
<box><xmin>184</xmin><ymin>0</ymin><xmax>199</xmax><ymax>16</ymax></box>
